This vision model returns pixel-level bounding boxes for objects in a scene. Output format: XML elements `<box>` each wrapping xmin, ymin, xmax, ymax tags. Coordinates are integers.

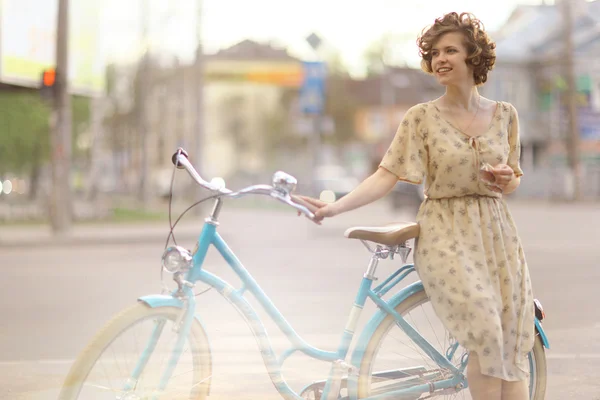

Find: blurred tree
<box><xmin>364</xmin><ymin>35</ymin><xmax>391</xmax><ymax>77</ymax></box>
<box><xmin>72</xmin><ymin>96</ymin><xmax>91</xmax><ymax>158</ymax></box>
<box><xmin>322</xmin><ymin>49</ymin><xmax>360</xmax><ymax>146</ymax></box>
<box><xmin>104</xmin><ymin>64</ymin><xmax>136</xmax><ymax>158</ymax></box>
<box><xmin>261</xmin><ymin>49</ymin><xmax>360</xmax><ymax>156</ymax></box>
<box><xmin>261</xmin><ymin>88</ymin><xmax>303</xmax><ymax>152</ymax></box>
<box><xmin>363</xmin><ymin>33</ymin><xmax>411</xmax><ymax>77</ymax></box>
<box><xmin>221</xmin><ymin>94</ymin><xmax>247</xmax><ymax>175</ymax></box>
<box><xmin>0</xmin><ymin>90</ymin><xmax>90</xmax><ymax>198</ymax></box>
<box><xmin>0</xmin><ymin>92</ymin><xmax>50</xmax><ymax>195</ymax></box>
<box><xmin>322</xmin><ymin>50</ymin><xmax>348</xmax><ymax>77</ymax></box>
<box><xmin>102</xmin><ymin>57</ymin><xmax>164</xmax><ymax>181</ymax></box>
<box><xmin>323</xmin><ymin>75</ymin><xmax>360</xmax><ymax>145</ymax></box>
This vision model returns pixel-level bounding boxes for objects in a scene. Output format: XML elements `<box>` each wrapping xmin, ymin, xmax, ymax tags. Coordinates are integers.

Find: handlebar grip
<box><xmin>171</xmin><ymin>148</ymin><xmax>189</xmax><ymax>169</ymax></box>
<box><xmin>290</xmin><ymin>195</ymin><xmax>320</xmax><ymax>215</ymax></box>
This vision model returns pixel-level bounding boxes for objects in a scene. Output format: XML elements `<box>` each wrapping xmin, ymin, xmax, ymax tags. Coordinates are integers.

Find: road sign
<box><xmin>299</xmin><ymin>61</ymin><xmax>326</xmax><ymax>114</ymax></box>
<box><xmin>305</xmin><ymin>33</ymin><xmax>323</xmax><ymax>50</ymax></box>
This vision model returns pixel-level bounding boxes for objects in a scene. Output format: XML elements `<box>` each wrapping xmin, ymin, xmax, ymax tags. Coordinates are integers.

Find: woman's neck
<box><xmin>443</xmin><ymin>85</ymin><xmax>480</xmax><ymax>111</ymax></box>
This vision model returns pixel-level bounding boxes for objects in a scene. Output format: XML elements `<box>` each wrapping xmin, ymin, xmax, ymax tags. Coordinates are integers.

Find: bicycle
<box><xmin>59</xmin><ymin>148</ymin><xmax>549</xmax><ymax>400</ymax></box>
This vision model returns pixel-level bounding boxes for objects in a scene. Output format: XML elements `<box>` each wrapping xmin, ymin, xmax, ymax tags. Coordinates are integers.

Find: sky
<box><xmin>102</xmin><ymin>0</ymin><xmax>554</xmax><ymax>75</ymax></box>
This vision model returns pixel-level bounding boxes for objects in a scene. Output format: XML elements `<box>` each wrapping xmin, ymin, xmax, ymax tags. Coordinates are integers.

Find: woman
<box><xmin>299</xmin><ymin>12</ymin><xmax>534</xmax><ymax>400</ymax></box>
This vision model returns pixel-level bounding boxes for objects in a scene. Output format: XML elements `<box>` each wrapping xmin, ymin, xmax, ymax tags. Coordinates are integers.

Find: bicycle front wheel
<box><xmin>59</xmin><ymin>302</ymin><xmax>212</xmax><ymax>400</ymax></box>
<box><xmin>357</xmin><ymin>289</ymin><xmax>547</xmax><ymax>399</ymax></box>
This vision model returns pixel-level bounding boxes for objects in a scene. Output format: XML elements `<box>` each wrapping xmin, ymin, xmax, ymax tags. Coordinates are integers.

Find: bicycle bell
<box><xmin>272</xmin><ymin>171</ymin><xmax>297</xmax><ymax>195</ymax></box>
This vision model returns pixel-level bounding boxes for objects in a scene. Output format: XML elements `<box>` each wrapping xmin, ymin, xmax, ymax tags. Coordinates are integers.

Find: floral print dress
<box><xmin>380</xmin><ymin>101</ymin><xmax>534</xmax><ymax>381</ymax></box>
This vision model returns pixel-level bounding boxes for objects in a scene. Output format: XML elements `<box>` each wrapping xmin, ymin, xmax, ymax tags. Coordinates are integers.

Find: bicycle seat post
<box><xmin>363</xmin><ymin>241</ymin><xmax>394</xmax><ymax>281</ymax></box>
<box><xmin>364</xmin><ymin>253</ymin><xmax>379</xmax><ymax>281</ymax></box>
<box><xmin>363</xmin><ymin>240</ymin><xmax>413</xmax><ymax>280</ymax></box>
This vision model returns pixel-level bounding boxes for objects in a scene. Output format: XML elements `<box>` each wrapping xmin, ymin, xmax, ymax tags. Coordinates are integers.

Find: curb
<box><xmin>0</xmin><ymin>231</ymin><xmax>202</xmax><ymax>249</ymax></box>
<box><xmin>0</xmin><ymin>220</ymin><xmax>208</xmax><ymax>249</ymax></box>
<box><xmin>0</xmin><ymin>206</ymin><xmax>371</xmax><ymax>249</ymax></box>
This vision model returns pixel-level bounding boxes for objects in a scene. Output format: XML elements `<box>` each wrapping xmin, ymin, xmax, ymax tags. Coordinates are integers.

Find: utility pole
<box><xmin>138</xmin><ymin>0</ymin><xmax>151</xmax><ymax>206</ymax></box>
<box><xmin>193</xmin><ymin>0</ymin><xmax>205</xmax><ymax>212</ymax></box>
<box><xmin>49</xmin><ymin>0</ymin><xmax>72</xmax><ymax>233</ymax></box>
<box><xmin>304</xmin><ymin>33</ymin><xmax>326</xmax><ymax>196</ymax></box>
<box><xmin>562</xmin><ymin>0</ymin><xmax>582</xmax><ymax>201</ymax></box>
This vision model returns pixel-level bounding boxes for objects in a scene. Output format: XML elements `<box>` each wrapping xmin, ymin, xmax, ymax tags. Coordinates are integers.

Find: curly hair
<box><xmin>417</xmin><ymin>12</ymin><xmax>496</xmax><ymax>85</ymax></box>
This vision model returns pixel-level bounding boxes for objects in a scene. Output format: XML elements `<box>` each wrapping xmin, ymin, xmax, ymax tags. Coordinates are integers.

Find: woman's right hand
<box><xmin>296</xmin><ymin>168</ymin><xmax>398</xmax><ymax>223</ymax></box>
<box><xmin>295</xmin><ymin>195</ymin><xmax>339</xmax><ymax>223</ymax></box>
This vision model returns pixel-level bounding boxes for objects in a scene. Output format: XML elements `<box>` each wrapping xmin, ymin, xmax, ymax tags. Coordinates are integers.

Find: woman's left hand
<box><xmin>491</xmin><ymin>164</ymin><xmax>515</xmax><ymax>191</ymax></box>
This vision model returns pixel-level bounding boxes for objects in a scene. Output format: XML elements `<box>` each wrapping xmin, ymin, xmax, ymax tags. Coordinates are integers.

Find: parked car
<box><xmin>314</xmin><ymin>165</ymin><xmax>360</xmax><ymax>200</ymax></box>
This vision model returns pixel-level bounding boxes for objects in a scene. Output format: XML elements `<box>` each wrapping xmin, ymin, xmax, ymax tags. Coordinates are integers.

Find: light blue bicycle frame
<box><xmin>135</xmin><ymin>200</ymin><xmax>549</xmax><ymax>399</ymax></box>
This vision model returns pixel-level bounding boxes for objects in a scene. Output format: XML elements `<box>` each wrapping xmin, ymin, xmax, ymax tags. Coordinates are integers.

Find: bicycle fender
<box><xmin>347</xmin><ymin>283</ymin><xmax>550</xmax><ymax>398</ymax></box>
<box><xmin>137</xmin><ymin>294</ymin><xmax>211</xmax><ymax>335</ymax></box>
<box><xmin>137</xmin><ymin>294</ymin><xmax>214</xmax><ymax>395</ymax></box>
<box><xmin>350</xmin><ymin>281</ymin><xmax>425</xmax><ymax>371</ymax></box>
<box><xmin>534</xmin><ymin>318</ymin><xmax>550</xmax><ymax>349</ymax></box>
<box><xmin>349</xmin><ymin>284</ymin><xmax>550</xmax><ymax>363</ymax></box>
<box><xmin>138</xmin><ymin>294</ymin><xmax>184</xmax><ymax>308</ymax></box>
<box><xmin>137</xmin><ymin>295</ymin><xmax>212</xmax><ymax>333</ymax></box>
<box><xmin>345</xmin><ymin>281</ymin><xmax>424</xmax><ymax>399</ymax></box>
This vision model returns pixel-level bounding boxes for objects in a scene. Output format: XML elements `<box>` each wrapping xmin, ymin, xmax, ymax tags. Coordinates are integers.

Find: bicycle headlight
<box><xmin>161</xmin><ymin>246</ymin><xmax>193</xmax><ymax>274</ymax></box>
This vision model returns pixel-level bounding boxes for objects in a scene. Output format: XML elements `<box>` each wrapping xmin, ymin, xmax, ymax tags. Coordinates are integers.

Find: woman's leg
<box><xmin>467</xmin><ymin>352</ymin><xmax>502</xmax><ymax>400</ymax></box>
<box><xmin>501</xmin><ymin>379</ymin><xmax>529</xmax><ymax>400</ymax></box>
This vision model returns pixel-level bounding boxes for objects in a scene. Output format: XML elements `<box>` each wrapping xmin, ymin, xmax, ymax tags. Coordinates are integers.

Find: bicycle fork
<box><xmin>123</xmin><ymin>295</ymin><xmax>197</xmax><ymax>399</ymax></box>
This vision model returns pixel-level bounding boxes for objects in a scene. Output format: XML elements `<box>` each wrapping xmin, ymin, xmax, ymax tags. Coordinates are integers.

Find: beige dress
<box><xmin>380</xmin><ymin>101</ymin><xmax>534</xmax><ymax>381</ymax></box>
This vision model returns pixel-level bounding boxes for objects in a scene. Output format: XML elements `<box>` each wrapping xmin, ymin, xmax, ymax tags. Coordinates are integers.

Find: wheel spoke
<box><xmin>357</xmin><ymin>290</ymin><xmax>545</xmax><ymax>400</ymax></box>
<box><xmin>58</xmin><ymin>304</ymin><xmax>210</xmax><ymax>400</ymax></box>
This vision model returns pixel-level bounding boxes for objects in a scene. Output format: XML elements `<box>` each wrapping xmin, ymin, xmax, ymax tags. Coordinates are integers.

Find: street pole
<box><xmin>138</xmin><ymin>0</ymin><xmax>151</xmax><ymax>206</ymax></box>
<box><xmin>193</xmin><ymin>0</ymin><xmax>205</xmax><ymax>213</ymax></box>
<box><xmin>305</xmin><ymin>33</ymin><xmax>325</xmax><ymax>196</ymax></box>
<box><xmin>562</xmin><ymin>0</ymin><xmax>582</xmax><ymax>201</ymax></box>
<box><xmin>49</xmin><ymin>0</ymin><xmax>72</xmax><ymax>233</ymax></box>
<box><xmin>311</xmin><ymin>112</ymin><xmax>322</xmax><ymax>195</ymax></box>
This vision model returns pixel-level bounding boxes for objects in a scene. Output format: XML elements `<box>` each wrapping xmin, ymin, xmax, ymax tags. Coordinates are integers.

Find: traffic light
<box><xmin>40</xmin><ymin>68</ymin><xmax>57</xmax><ymax>100</ymax></box>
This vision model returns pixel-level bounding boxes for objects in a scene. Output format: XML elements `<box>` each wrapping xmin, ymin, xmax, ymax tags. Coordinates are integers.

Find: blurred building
<box><xmin>103</xmin><ymin>0</ymin><xmax>600</xmax><ymax>200</ymax></box>
<box><xmin>200</xmin><ymin>40</ymin><xmax>303</xmax><ymax>181</ymax></box>
<box><xmin>105</xmin><ymin>40</ymin><xmax>304</xmax><ymax>196</ymax></box>
<box><xmin>482</xmin><ymin>0</ymin><xmax>600</xmax><ymax>198</ymax></box>
<box><xmin>347</xmin><ymin>67</ymin><xmax>443</xmax><ymax>169</ymax></box>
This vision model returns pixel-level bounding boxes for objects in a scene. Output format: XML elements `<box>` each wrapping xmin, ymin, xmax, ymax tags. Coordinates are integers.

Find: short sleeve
<box><xmin>379</xmin><ymin>106</ymin><xmax>427</xmax><ymax>184</ymax></box>
<box><xmin>507</xmin><ymin>104</ymin><xmax>524</xmax><ymax>177</ymax></box>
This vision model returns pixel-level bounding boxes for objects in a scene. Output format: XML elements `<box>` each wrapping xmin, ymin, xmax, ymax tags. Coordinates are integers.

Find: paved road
<box><xmin>1</xmin><ymin>199</ymin><xmax>599</xmax><ymax>399</ymax></box>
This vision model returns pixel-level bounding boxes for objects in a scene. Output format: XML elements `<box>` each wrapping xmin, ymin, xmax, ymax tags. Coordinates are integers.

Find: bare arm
<box><xmin>328</xmin><ymin>167</ymin><xmax>400</xmax><ymax>216</ymax></box>
<box><xmin>299</xmin><ymin>105</ymin><xmax>425</xmax><ymax>222</ymax></box>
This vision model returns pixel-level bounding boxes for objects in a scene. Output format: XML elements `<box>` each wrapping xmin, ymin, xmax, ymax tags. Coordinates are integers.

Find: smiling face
<box><xmin>430</xmin><ymin>32</ymin><xmax>474</xmax><ymax>86</ymax></box>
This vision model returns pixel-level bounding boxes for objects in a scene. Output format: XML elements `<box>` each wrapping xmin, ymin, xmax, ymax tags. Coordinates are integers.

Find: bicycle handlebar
<box><xmin>171</xmin><ymin>148</ymin><xmax>319</xmax><ymax>222</ymax></box>
<box><xmin>172</xmin><ymin>149</ymin><xmax>232</xmax><ymax>194</ymax></box>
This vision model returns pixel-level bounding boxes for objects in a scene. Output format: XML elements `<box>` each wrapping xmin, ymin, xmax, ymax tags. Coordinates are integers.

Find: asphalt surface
<box><xmin>1</xmin><ymin>198</ymin><xmax>599</xmax><ymax>399</ymax></box>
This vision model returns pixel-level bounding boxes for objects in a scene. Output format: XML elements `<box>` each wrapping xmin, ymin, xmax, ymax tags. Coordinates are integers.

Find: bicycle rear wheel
<box><xmin>357</xmin><ymin>289</ymin><xmax>547</xmax><ymax>399</ymax></box>
<box><xmin>59</xmin><ymin>302</ymin><xmax>211</xmax><ymax>400</ymax></box>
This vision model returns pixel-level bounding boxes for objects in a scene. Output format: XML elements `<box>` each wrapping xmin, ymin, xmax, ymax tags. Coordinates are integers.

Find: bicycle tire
<box><xmin>357</xmin><ymin>289</ymin><xmax>547</xmax><ymax>399</ymax></box>
<box><xmin>58</xmin><ymin>302</ymin><xmax>212</xmax><ymax>400</ymax></box>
